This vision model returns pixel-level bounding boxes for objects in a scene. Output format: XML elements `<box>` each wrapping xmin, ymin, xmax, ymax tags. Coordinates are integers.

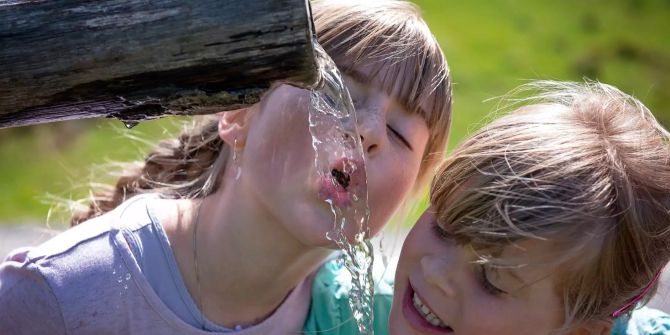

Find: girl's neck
<box><xmin>163</xmin><ymin>178</ymin><xmax>332</xmax><ymax>328</ymax></box>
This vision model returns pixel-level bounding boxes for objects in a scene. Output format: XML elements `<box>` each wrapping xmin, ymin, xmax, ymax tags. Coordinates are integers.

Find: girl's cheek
<box><xmin>411</xmin><ymin>216</ymin><xmax>441</xmax><ymax>256</ymax></box>
<box><xmin>392</xmin><ymin>154</ymin><xmax>417</xmax><ymax>185</ymax></box>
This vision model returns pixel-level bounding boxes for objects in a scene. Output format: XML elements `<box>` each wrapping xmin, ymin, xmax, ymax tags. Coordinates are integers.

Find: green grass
<box><xmin>414</xmin><ymin>0</ymin><xmax>670</xmax><ymax>148</ymax></box>
<box><xmin>1</xmin><ymin>0</ymin><xmax>669</xmax><ymax>224</ymax></box>
<box><xmin>403</xmin><ymin>0</ymin><xmax>670</xmax><ymax>225</ymax></box>
<box><xmin>0</xmin><ymin>118</ymin><xmax>184</xmax><ymax>225</ymax></box>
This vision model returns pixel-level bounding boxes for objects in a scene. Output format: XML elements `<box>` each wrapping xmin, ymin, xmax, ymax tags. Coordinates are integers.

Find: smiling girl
<box><xmin>390</xmin><ymin>81</ymin><xmax>670</xmax><ymax>335</ymax></box>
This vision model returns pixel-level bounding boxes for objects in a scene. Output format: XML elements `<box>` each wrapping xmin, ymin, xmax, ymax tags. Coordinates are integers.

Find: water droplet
<box><xmin>117</xmin><ymin>277</ymin><xmax>123</xmax><ymax>283</ymax></box>
<box><xmin>125</xmin><ymin>273</ymin><xmax>131</xmax><ymax>281</ymax></box>
<box><xmin>122</xmin><ymin>120</ymin><xmax>139</xmax><ymax>129</ymax></box>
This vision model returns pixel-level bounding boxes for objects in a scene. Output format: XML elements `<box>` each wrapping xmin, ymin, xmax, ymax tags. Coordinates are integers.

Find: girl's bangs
<box><xmin>334</xmin><ymin>41</ymin><xmax>450</xmax><ymax>130</ymax></box>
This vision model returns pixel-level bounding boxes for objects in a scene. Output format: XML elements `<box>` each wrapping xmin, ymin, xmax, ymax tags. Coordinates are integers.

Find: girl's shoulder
<box><xmin>303</xmin><ymin>255</ymin><xmax>394</xmax><ymax>335</ymax></box>
<box><xmin>0</xmin><ymin>194</ymin><xmax>161</xmax><ymax>304</ymax></box>
<box><xmin>612</xmin><ymin>306</ymin><xmax>670</xmax><ymax>335</ymax></box>
<box><xmin>0</xmin><ymin>194</ymin><xmax>168</xmax><ymax>334</ymax></box>
<box><xmin>16</xmin><ymin>193</ymin><xmax>157</xmax><ymax>263</ymax></box>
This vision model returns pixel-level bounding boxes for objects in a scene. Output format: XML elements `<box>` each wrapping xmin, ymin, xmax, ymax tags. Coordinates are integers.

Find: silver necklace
<box><xmin>192</xmin><ymin>199</ymin><xmax>246</xmax><ymax>331</ymax></box>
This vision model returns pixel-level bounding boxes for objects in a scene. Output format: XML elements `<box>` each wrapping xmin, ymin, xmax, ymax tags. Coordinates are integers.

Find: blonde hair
<box><xmin>430</xmin><ymin>80</ymin><xmax>670</xmax><ymax>332</ymax></box>
<box><xmin>71</xmin><ymin>0</ymin><xmax>451</xmax><ymax>224</ymax></box>
<box><xmin>313</xmin><ymin>0</ymin><xmax>451</xmax><ymax>187</ymax></box>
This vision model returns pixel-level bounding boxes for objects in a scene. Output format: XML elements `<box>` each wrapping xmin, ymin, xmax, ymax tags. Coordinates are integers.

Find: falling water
<box><xmin>122</xmin><ymin>120</ymin><xmax>140</xmax><ymax>129</ymax></box>
<box><xmin>309</xmin><ymin>41</ymin><xmax>375</xmax><ymax>334</ymax></box>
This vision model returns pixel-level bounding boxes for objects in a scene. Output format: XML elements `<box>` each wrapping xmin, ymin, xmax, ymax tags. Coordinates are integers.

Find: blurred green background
<box><xmin>0</xmin><ymin>0</ymin><xmax>669</xmax><ymax>226</ymax></box>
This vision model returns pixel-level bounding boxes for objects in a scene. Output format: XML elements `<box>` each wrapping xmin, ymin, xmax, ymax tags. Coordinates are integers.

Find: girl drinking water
<box><xmin>0</xmin><ymin>1</ymin><xmax>451</xmax><ymax>334</ymax></box>
<box><xmin>390</xmin><ymin>81</ymin><xmax>670</xmax><ymax>335</ymax></box>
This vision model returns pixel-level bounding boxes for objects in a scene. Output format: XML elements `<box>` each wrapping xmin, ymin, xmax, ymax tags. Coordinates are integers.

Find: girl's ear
<box><xmin>217</xmin><ymin>108</ymin><xmax>254</xmax><ymax>147</ymax></box>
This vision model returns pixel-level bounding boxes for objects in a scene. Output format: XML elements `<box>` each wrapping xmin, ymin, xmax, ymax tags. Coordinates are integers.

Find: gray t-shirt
<box><xmin>127</xmin><ymin>195</ymin><xmax>256</xmax><ymax>331</ymax></box>
<box><xmin>0</xmin><ymin>195</ymin><xmax>313</xmax><ymax>335</ymax></box>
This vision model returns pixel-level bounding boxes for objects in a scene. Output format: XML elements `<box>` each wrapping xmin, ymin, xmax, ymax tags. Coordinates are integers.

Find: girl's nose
<box><xmin>421</xmin><ymin>255</ymin><xmax>457</xmax><ymax>298</ymax></box>
<box><xmin>357</xmin><ymin>113</ymin><xmax>385</xmax><ymax>156</ymax></box>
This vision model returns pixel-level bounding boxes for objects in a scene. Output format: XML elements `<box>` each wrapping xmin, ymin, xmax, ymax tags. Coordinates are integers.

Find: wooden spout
<box><xmin>0</xmin><ymin>0</ymin><xmax>319</xmax><ymax>128</ymax></box>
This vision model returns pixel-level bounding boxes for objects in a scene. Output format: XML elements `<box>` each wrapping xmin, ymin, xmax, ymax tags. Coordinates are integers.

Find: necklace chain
<box><xmin>191</xmin><ymin>199</ymin><xmax>247</xmax><ymax>331</ymax></box>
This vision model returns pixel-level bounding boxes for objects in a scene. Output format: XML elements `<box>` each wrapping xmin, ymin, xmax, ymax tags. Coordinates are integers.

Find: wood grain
<box><xmin>0</xmin><ymin>0</ymin><xmax>318</xmax><ymax>128</ymax></box>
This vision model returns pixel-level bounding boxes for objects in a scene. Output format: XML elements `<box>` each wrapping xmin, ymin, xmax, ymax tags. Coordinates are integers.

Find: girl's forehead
<box><xmin>344</xmin><ymin>68</ymin><xmax>403</xmax><ymax>103</ymax></box>
<box><xmin>343</xmin><ymin>63</ymin><xmax>389</xmax><ymax>91</ymax></box>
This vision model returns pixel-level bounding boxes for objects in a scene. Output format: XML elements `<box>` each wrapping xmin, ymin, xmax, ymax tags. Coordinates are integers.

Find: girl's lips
<box><xmin>402</xmin><ymin>281</ymin><xmax>453</xmax><ymax>334</ymax></box>
<box><xmin>317</xmin><ymin>157</ymin><xmax>365</xmax><ymax>208</ymax></box>
<box><xmin>330</xmin><ymin>157</ymin><xmax>365</xmax><ymax>189</ymax></box>
<box><xmin>318</xmin><ymin>175</ymin><xmax>352</xmax><ymax>208</ymax></box>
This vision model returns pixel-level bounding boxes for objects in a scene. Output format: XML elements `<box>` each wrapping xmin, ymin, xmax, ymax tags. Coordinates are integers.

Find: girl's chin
<box><xmin>287</xmin><ymin>222</ymin><xmax>340</xmax><ymax>248</ymax></box>
<box><xmin>288</xmin><ymin>197</ymin><xmax>374</xmax><ymax>248</ymax></box>
<box><xmin>388</xmin><ymin>305</ymin><xmax>409</xmax><ymax>335</ymax></box>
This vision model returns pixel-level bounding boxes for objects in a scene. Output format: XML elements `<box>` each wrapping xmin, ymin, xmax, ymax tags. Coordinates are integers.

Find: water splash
<box><xmin>309</xmin><ymin>41</ymin><xmax>375</xmax><ymax>334</ymax></box>
<box><xmin>122</xmin><ymin>120</ymin><xmax>140</xmax><ymax>129</ymax></box>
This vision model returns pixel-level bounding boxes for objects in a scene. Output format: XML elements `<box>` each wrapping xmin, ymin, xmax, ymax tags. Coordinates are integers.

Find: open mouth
<box><xmin>403</xmin><ymin>283</ymin><xmax>453</xmax><ymax>333</ymax></box>
<box><xmin>331</xmin><ymin>168</ymin><xmax>350</xmax><ymax>189</ymax></box>
<box><xmin>413</xmin><ymin>292</ymin><xmax>451</xmax><ymax>330</ymax></box>
<box><xmin>317</xmin><ymin>158</ymin><xmax>363</xmax><ymax>208</ymax></box>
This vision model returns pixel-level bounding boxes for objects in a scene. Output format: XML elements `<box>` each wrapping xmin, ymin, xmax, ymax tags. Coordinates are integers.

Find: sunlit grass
<box><xmin>0</xmin><ymin>118</ymin><xmax>183</xmax><ymax>224</ymax></box>
<box><xmin>396</xmin><ymin>0</ymin><xmax>670</xmax><ymax>227</ymax></box>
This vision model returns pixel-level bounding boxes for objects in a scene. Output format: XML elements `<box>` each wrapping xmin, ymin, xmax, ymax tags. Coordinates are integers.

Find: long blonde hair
<box><xmin>431</xmin><ymin>80</ymin><xmax>670</xmax><ymax>332</ymax></box>
<box><xmin>71</xmin><ymin>0</ymin><xmax>451</xmax><ymax>225</ymax></box>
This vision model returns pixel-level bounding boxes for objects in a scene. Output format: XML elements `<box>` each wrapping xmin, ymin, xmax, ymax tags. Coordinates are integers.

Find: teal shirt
<box><xmin>303</xmin><ymin>258</ymin><xmax>394</xmax><ymax>335</ymax></box>
<box><xmin>612</xmin><ymin>307</ymin><xmax>670</xmax><ymax>335</ymax></box>
<box><xmin>303</xmin><ymin>259</ymin><xmax>670</xmax><ymax>335</ymax></box>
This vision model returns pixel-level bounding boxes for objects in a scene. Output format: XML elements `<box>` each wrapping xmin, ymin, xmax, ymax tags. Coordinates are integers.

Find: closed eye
<box><xmin>479</xmin><ymin>265</ymin><xmax>507</xmax><ymax>296</ymax></box>
<box><xmin>387</xmin><ymin>125</ymin><xmax>412</xmax><ymax>151</ymax></box>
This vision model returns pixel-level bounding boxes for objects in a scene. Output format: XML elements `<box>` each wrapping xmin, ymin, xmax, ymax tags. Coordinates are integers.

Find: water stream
<box><xmin>309</xmin><ymin>41</ymin><xmax>375</xmax><ymax>334</ymax></box>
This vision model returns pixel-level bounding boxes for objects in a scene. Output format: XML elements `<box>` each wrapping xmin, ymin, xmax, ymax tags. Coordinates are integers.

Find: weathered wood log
<box><xmin>0</xmin><ymin>0</ymin><xmax>319</xmax><ymax>128</ymax></box>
